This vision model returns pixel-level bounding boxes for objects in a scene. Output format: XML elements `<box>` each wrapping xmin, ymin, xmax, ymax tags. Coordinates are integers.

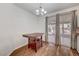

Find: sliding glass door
<box><xmin>46</xmin><ymin>11</ymin><xmax>77</xmax><ymax>49</ymax></box>
<box><xmin>47</xmin><ymin>16</ymin><xmax>56</xmax><ymax>44</ymax></box>
<box><xmin>59</xmin><ymin>23</ymin><xmax>71</xmax><ymax>47</ymax></box>
<box><xmin>59</xmin><ymin>13</ymin><xmax>72</xmax><ymax>47</ymax></box>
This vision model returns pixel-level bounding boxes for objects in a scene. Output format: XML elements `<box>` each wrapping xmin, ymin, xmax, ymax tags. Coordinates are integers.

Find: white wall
<box><xmin>0</xmin><ymin>3</ymin><xmax>40</xmax><ymax>56</ymax></box>
<box><xmin>37</xmin><ymin>17</ymin><xmax>45</xmax><ymax>41</ymax></box>
<box><xmin>40</xmin><ymin>5</ymin><xmax>79</xmax><ymax>52</ymax></box>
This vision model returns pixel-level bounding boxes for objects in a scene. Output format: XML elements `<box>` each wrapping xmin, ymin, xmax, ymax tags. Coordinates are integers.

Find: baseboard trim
<box><xmin>9</xmin><ymin>44</ymin><xmax>28</xmax><ymax>56</ymax></box>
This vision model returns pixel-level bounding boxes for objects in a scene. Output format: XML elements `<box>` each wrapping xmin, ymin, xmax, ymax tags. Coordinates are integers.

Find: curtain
<box><xmin>71</xmin><ymin>10</ymin><xmax>77</xmax><ymax>49</ymax></box>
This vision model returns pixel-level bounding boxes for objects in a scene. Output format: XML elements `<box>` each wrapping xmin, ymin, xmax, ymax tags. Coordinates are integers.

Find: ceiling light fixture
<box><xmin>35</xmin><ymin>3</ymin><xmax>47</xmax><ymax>16</ymax></box>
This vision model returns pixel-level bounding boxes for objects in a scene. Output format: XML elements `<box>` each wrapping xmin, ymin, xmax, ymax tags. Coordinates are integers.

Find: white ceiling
<box><xmin>15</xmin><ymin>3</ymin><xmax>79</xmax><ymax>16</ymax></box>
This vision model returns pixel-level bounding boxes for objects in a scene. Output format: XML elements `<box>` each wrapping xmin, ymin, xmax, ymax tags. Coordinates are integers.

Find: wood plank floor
<box><xmin>10</xmin><ymin>43</ymin><xmax>79</xmax><ymax>56</ymax></box>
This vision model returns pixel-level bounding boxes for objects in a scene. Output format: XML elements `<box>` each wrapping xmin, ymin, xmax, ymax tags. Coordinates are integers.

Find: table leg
<box><xmin>28</xmin><ymin>37</ymin><xmax>30</xmax><ymax>48</ymax></box>
<box><xmin>41</xmin><ymin>36</ymin><xmax>43</xmax><ymax>47</ymax></box>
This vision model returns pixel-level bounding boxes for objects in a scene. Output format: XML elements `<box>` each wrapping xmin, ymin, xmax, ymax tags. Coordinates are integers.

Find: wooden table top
<box><xmin>23</xmin><ymin>33</ymin><xmax>44</xmax><ymax>38</ymax></box>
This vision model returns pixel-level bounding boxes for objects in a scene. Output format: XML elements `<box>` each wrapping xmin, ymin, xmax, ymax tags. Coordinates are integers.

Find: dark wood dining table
<box><xmin>23</xmin><ymin>33</ymin><xmax>43</xmax><ymax>52</ymax></box>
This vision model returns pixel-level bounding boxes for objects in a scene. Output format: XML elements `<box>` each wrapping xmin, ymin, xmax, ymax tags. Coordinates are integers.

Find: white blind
<box><xmin>59</xmin><ymin>12</ymin><xmax>73</xmax><ymax>23</ymax></box>
<box><xmin>48</xmin><ymin>16</ymin><xmax>56</xmax><ymax>25</ymax></box>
